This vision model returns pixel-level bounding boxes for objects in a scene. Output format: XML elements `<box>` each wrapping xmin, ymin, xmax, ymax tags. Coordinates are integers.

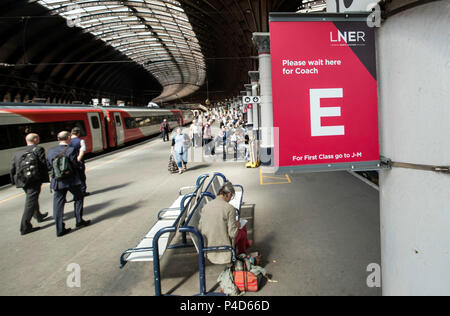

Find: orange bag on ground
<box><xmin>232</xmin><ymin>270</ymin><xmax>260</xmax><ymax>292</ymax></box>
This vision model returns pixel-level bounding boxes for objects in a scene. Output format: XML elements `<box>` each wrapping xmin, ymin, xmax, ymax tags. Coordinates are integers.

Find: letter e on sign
<box><xmin>310</xmin><ymin>88</ymin><xmax>345</xmax><ymax>137</ymax></box>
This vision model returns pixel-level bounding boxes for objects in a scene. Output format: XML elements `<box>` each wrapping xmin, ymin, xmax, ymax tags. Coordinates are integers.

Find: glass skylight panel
<box><xmin>145</xmin><ymin>0</ymin><xmax>163</xmax><ymax>6</ymax></box>
<box><xmin>165</xmin><ymin>2</ymin><xmax>185</xmax><ymax>12</ymax></box>
<box><xmin>36</xmin><ymin>0</ymin><xmax>206</xmax><ymax>101</ymax></box>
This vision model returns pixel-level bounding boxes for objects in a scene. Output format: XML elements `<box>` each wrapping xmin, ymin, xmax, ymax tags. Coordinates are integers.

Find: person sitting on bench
<box><xmin>198</xmin><ymin>181</ymin><xmax>252</xmax><ymax>264</ymax></box>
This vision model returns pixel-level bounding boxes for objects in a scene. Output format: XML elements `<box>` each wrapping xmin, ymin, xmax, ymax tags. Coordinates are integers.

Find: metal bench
<box><xmin>119</xmin><ymin>172</ymin><xmax>245</xmax><ymax>296</ymax></box>
<box><xmin>119</xmin><ymin>174</ymin><xmax>209</xmax><ymax>266</ymax></box>
<box><xmin>119</xmin><ymin>192</ymin><xmax>196</xmax><ymax>264</ymax></box>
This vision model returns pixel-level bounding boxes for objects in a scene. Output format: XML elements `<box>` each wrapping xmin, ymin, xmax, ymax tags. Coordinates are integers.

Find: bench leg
<box><xmin>198</xmin><ymin>252</ymin><xmax>207</xmax><ymax>296</ymax></box>
<box><xmin>153</xmin><ymin>253</ymin><xmax>162</xmax><ymax>296</ymax></box>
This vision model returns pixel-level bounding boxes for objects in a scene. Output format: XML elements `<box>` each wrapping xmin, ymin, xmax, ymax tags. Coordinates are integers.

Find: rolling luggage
<box><xmin>168</xmin><ymin>155</ymin><xmax>178</xmax><ymax>173</ymax></box>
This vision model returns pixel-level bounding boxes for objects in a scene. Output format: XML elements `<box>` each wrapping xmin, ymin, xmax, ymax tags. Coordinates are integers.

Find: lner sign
<box><xmin>269</xmin><ymin>13</ymin><xmax>380</xmax><ymax>172</ymax></box>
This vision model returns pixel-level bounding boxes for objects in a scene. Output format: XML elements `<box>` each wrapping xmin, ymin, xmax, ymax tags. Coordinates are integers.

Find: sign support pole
<box><xmin>252</xmin><ymin>33</ymin><xmax>274</xmax><ymax>167</ymax></box>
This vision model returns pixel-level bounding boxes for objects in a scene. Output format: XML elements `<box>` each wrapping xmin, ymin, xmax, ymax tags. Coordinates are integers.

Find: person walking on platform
<box><xmin>189</xmin><ymin>120</ymin><xmax>200</xmax><ymax>147</ymax></box>
<box><xmin>171</xmin><ymin>127</ymin><xmax>189</xmax><ymax>174</ymax></box>
<box><xmin>47</xmin><ymin>131</ymin><xmax>90</xmax><ymax>237</ymax></box>
<box><xmin>203</xmin><ymin>120</ymin><xmax>215</xmax><ymax>156</ymax></box>
<box><xmin>70</xmin><ymin>127</ymin><xmax>90</xmax><ymax>196</ymax></box>
<box><xmin>160</xmin><ymin>119</ymin><xmax>170</xmax><ymax>142</ymax></box>
<box><xmin>10</xmin><ymin>133</ymin><xmax>49</xmax><ymax>235</ymax></box>
<box><xmin>198</xmin><ymin>181</ymin><xmax>252</xmax><ymax>264</ymax></box>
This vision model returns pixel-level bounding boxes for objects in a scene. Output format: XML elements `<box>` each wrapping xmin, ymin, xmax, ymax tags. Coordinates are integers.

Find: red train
<box><xmin>0</xmin><ymin>103</ymin><xmax>194</xmax><ymax>176</ymax></box>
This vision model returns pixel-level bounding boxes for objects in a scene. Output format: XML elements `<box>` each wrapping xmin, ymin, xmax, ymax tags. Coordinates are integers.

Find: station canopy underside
<box><xmin>0</xmin><ymin>1</ymin><xmax>327</xmax><ymax>105</ymax></box>
<box><xmin>35</xmin><ymin>0</ymin><xmax>206</xmax><ymax>102</ymax></box>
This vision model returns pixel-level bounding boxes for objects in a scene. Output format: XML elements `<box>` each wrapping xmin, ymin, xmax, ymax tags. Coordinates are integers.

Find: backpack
<box><xmin>16</xmin><ymin>147</ymin><xmax>40</xmax><ymax>186</ymax></box>
<box><xmin>52</xmin><ymin>147</ymin><xmax>73</xmax><ymax>180</ymax></box>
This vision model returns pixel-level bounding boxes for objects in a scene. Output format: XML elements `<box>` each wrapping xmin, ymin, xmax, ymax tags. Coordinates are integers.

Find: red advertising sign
<box><xmin>270</xmin><ymin>14</ymin><xmax>380</xmax><ymax>171</ymax></box>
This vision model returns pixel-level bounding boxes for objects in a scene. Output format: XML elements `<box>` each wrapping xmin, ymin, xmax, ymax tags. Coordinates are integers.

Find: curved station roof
<box><xmin>0</xmin><ymin>0</ymin><xmax>326</xmax><ymax>106</ymax></box>
<box><xmin>36</xmin><ymin>0</ymin><xmax>206</xmax><ymax>102</ymax></box>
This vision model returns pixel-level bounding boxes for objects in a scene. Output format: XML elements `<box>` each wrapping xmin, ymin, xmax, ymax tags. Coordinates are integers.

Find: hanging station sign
<box><xmin>269</xmin><ymin>13</ymin><xmax>380</xmax><ymax>172</ymax></box>
<box><xmin>242</xmin><ymin>96</ymin><xmax>261</xmax><ymax>105</ymax></box>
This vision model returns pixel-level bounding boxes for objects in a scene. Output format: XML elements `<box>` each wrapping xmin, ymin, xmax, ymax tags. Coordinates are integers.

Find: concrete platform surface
<box><xmin>0</xmin><ymin>130</ymin><xmax>381</xmax><ymax>296</ymax></box>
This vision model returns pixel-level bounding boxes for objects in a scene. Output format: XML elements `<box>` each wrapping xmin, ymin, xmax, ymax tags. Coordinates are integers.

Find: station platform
<box><xmin>0</xmin><ymin>127</ymin><xmax>381</xmax><ymax>296</ymax></box>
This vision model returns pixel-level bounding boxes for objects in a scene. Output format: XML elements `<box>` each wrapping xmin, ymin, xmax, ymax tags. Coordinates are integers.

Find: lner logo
<box><xmin>330</xmin><ymin>30</ymin><xmax>365</xmax><ymax>43</ymax></box>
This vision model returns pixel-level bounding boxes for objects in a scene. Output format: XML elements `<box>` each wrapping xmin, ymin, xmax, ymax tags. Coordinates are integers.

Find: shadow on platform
<box><xmin>90</xmin><ymin>182</ymin><xmax>133</xmax><ymax>195</ymax></box>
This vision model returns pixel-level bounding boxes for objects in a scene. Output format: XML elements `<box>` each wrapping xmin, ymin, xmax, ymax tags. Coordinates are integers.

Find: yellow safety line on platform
<box><xmin>259</xmin><ymin>169</ymin><xmax>291</xmax><ymax>185</ymax></box>
<box><xmin>0</xmin><ymin>183</ymin><xmax>50</xmax><ymax>205</ymax></box>
<box><xmin>0</xmin><ymin>142</ymin><xmax>154</xmax><ymax>204</ymax></box>
<box><xmin>0</xmin><ymin>192</ymin><xmax>25</xmax><ymax>204</ymax></box>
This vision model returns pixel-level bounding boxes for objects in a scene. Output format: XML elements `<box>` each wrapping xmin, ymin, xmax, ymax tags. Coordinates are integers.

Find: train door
<box><xmin>113</xmin><ymin>112</ymin><xmax>125</xmax><ymax>145</ymax></box>
<box><xmin>87</xmin><ymin>112</ymin><xmax>103</xmax><ymax>152</ymax></box>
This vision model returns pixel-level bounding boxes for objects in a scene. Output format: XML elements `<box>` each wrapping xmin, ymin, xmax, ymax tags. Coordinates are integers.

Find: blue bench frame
<box><xmin>119</xmin><ymin>172</ymin><xmax>244</xmax><ymax>296</ymax></box>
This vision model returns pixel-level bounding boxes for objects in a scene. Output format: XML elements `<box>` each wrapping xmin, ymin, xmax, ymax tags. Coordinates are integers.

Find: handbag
<box><xmin>168</xmin><ymin>154</ymin><xmax>179</xmax><ymax>173</ymax></box>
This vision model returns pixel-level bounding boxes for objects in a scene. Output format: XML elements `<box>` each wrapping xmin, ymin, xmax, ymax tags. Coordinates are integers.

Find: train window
<box><xmin>3</xmin><ymin>120</ymin><xmax>86</xmax><ymax>149</ymax></box>
<box><xmin>59</xmin><ymin>121</ymin><xmax>86</xmax><ymax>138</ymax></box>
<box><xmin>124</xmin><ymin>116</ymin><xmax>160</xmax><ymax>129</ymax></box>
<box><xmin>0</xmin><ymin>126</ymin><xmax>10</xmax><ymax>150</ymax></box>
<box><xmin>7</xmin><ymin>125</ymin><xmax>28</xmax><ymax>148</ymax></box>
<box><xmin>124</xmin><ymin>117</ymin><xmax>134</xmax><ymax>129</ymax></box>
<box><xmin>90</xmin><ymin>116</ymin><xmax>100</xmax><ymax>129</ymax></box>
<box><xmin>72</xmin><ymin>121</ymin><xmax>87</xmax><ymax>136</ymax></box>
<box><xmin>135</xmin><ymin>117</ymin><xmax>145</xmax><ymax>127</ymax></box>
<box><xmin>115</xmin><ymin>114</ymin><xmax>122</xmax><ymax>126</ymax></box>
<box><xmin>32</xmin><ymin>123</ymin><xmax>55</xmax><ymax>143</ymax></box>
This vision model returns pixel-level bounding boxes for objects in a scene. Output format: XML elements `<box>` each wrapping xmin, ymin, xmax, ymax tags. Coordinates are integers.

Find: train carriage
<box><xmin>103</xmin><ymin>108</ymin><xmax>184</xmax><ymax>147</ymax></box>
<box><xmin>0</xmin><ymin>104</ymin><xmax>106</xmax><ymax>176</ymax></box>
<box><xmin>0</xmin><ymin>103</ymin><xmax>194</xmax><ymax>177</ymax></box>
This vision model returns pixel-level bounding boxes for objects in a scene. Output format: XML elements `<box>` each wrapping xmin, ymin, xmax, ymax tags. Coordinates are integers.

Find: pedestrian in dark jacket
<box><xmin>47</xmin><ymin>131</ymin><xmax>90</xmax><ymax>237</ymax></box>
<box><xmin>70</xmin><ymin>127</ymin><xmax>89</xmax><ymax>196</ymax></box>
<box><xmin>10</xmin><ymin>133</ymin><xmax>50</xmax><ymax>235</ymax></box>
<box><xmin>160</xmin><ymin>119</ymin><xmax>170</xmax><ymax>142</ymax></box>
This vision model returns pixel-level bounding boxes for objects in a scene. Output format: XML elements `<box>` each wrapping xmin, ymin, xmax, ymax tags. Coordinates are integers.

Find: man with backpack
<box><xmin>10</xmin><ymin>133</ymin><xmax>50</xmax><ymax>235</ymax></box>
<box><xmin>47</xmin><ymin>131</ymin><xmax>90</xmax><ymax>237</ymax></box>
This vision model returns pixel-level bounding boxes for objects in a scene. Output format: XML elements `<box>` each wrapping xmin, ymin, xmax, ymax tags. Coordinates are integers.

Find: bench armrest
<box><xmin>178</xmin><ymin>186</ymin><xmax>197</xmax><ymax>196</ymax></box>
<box><xmin>157</xmin><ymin>207</ymin><xmax>180</xmax><ymax>220</ymax></box>
<box><xmin>204</xmin><ymin>246</ymin><xmax>236</xmax><ymax>262</ymax></box>
<box><xmin>120</xmin><ymin>225</ymin><xmax>177</xmax><ymax>269</ymax></box>
<box><xmin>120</xmin><ymin>246</ymin><xmax>154</xmax><ymax>269</ymax></box>
<box><xmin>233</xmin><ymin>185</ymin><xmax>244</xmax><ymax>197</ymax></box>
